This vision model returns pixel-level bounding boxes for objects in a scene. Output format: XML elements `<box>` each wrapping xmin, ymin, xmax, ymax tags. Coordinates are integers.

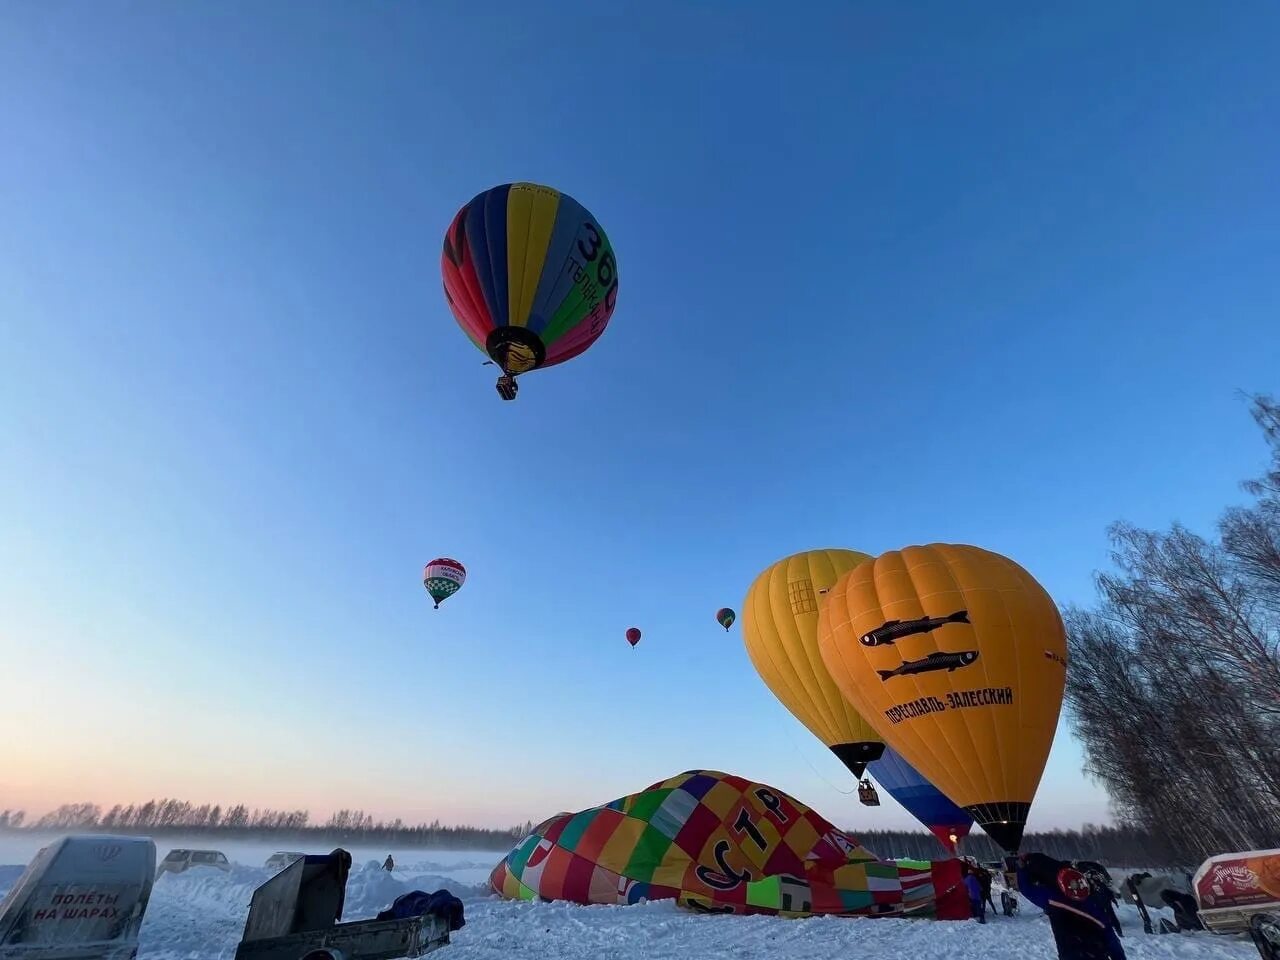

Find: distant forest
<box><xmin>1064</xmin><ymin>395</ymin><xmax>1280</xmax><ymax>864</ymax></box>
<box><xmin>862</xmin><ymin>825</ymin><xmax>1174</xmax><ymax>867</ymax></box>
<box><xmin>0</xmin><ymin>801</ymin><xmax>531</xmax><ymax>851</ymax></box>
<box><xmin>0</xmin><ymin>802</ymin><xmax>1175</xmax><ymax>866</ymax></box>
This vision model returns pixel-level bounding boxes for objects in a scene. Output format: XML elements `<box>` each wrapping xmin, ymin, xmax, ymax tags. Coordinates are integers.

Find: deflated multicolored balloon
<box><xmin>817</xmin><ymin>543</ymin><xmax>1067</xmax><ymax>853</ymax></box>
<box><xmin>441</xmin><ymin>182</ymin><xmax>619</xmax><ymax>400</ymax></box>
<box><xmin>489</xmin><ymin>769</ymin><xmax>943</xmax><ymax>918</ymax></box>
<box><xmin>423</xmin><ymin>558</ymin><xmax>466</xmax><ymax>609</ymax></box>
<box><xmin>716</xmin><ymin>608</ymin><xmax>736</xmax><ymax>631</ymax></box>
<box><xmin>626</xmin><ymin>627</ymin><xmax>641</xmax><ymax>647</ymax></box>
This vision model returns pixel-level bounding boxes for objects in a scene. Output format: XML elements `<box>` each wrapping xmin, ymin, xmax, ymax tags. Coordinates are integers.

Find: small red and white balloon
<box><xmin>423</xmin><ymin>558</ymin><xmax>466</xmax><ymax>609</ymax></box>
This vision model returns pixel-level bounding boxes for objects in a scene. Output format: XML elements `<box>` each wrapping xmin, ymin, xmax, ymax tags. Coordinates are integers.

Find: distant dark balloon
<box><xmin>716</xmin><ymin>608</ymin><xmax>736</xmax><ymax>631</ymax></box>
<box><xmin>625</xmin><ymin>627</ymin><xmax>641</xmax><ymax>647</ymax></box>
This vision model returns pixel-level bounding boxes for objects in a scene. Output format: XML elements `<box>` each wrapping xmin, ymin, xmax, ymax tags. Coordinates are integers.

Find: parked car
<box><xmin>156</xmin><ymin>848</ymin><xmax>231</xmax><ymax>879</ymax></box>
<box><xmin>264</xmin><ymin>851</ymin><xmax>306</xmax><ymax>872</ymax></box>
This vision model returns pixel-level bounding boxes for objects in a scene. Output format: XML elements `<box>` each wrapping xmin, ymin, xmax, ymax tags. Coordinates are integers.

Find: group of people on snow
<box><xmin>1004</xmin><ymin>853</ymin><xmax>1127</xmax><ymax>960</ymax></box>
<box><xmin>958</xmin><ymin>853</ymin><xmax>1128</xmax><ymax>959</ymax></box>
<box><xmin>961</xmin><ymin>863</ymin><xmax>997</xmax><ymax>923</ymax></box>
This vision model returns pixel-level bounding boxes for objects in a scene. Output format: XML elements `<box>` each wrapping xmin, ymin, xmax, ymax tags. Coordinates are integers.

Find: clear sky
<box><xmin>2</xmin><ymin>2</ymin><xmax>1278</xmax><ymax>836</ymax></box>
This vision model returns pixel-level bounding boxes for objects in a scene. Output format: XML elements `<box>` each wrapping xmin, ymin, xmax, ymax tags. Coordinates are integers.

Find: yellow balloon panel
<box><xmin>816</xmin><ymin>543</ymin><xmax>1066</xmax><ymax>852</ymax></box>
<box><xmin>742</xmin><ymin>549</ymin><xmax>884</xmax><ymax>775</ymax></box>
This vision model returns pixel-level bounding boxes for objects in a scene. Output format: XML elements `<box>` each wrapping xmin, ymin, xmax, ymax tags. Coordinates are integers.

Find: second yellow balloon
<box><xmin>742</xmin><ymin>548</ymin><xmax>885</xmax><ymax>777</ymax></box>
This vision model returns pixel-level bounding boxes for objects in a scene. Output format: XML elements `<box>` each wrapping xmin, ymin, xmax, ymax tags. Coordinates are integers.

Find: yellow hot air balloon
<box><xmin>816</xmin><ymin>543</ymin><xmax>1067</xmax><ymax>853</ymax></box>
<box><xmin>742</xmin><ymin>549</ymin><xmax>885</xmax><ymax>778</ymax></box>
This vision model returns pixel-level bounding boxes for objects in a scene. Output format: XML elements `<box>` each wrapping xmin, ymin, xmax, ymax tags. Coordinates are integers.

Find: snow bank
<box><xmin>142</xmin><ymin>867</ymin><xmax>252</xmax><ymax>960</ymax></box>
<box><xmin>446</xmin><ymin>896</ymin><xmax>1260</xmax><ymax>960</ymax></box>
<box><xmin>1</xmin><ymin>859</ymin><xmax>1263</xmax><ymax>960</ymax></box>
<box><xmin>344</xmin><ymin>859</ymin><xmax>488</xmax><ymax>917</ymax></box>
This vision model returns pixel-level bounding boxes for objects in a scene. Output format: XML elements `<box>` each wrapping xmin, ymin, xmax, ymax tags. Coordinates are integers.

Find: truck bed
<box><xmin>233</xmin><ymin>913</ymin><xmax>451</xmax><ymax>960</ymax></box>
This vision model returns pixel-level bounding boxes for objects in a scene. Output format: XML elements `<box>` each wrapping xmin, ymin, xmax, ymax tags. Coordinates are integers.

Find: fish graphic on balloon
<box><xmin>877</xmin><ymin>650</ymin><xmax>980</xmax><ymax>681</ymax></box>
<box><xmin>859</xmin><ymin>610</ymin><xmax>970</xmax><ymax>647</ymax></box>
<box><xmin>858</xmin><ymin>609</ymin><xmax>979</xmax><ymax>681</ymax></box>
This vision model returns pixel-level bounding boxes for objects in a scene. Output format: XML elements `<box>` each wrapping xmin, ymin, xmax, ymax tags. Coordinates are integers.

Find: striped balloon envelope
<box><xmin>441</xmin><ymin>182</ymin><xmax>619</xmax><ymax>400</ymax></box>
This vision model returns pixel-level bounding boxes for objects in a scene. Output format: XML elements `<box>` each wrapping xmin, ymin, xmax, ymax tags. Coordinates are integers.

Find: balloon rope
<box><xmin>784</xmin><ymin>723</ymin><xmax>857</xmax><ymax>796</ymax></box>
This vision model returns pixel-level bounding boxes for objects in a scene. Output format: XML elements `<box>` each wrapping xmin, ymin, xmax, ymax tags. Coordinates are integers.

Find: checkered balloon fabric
<box><xmin>489</xmin><ymin>770</ymin><xmax>938</xmax><ymax>917</ymax></box>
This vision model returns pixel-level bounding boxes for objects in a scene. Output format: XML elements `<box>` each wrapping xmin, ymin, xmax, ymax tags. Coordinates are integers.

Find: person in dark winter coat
<box><xmin>964</xmin><ymin>869</ymin><xmax>986</xmax><ymax>923</ymax></box>
<box><xmin>1077</xmin><ymin>860</ymin><xmax>1123</xmax><ymax>937</ymax></box>
<box><xmin>1018</xmin><ymin>853</ymin><xmax>1125</xmax><ymax>960</ymax></box>
<box><xmin>383</xmin><ymin>854</ymin><xmax>395</xmax><ymax>872</ymax></box>
<box><xmin>978</xmin><ymin>868</ymin><xmax>997</xmax><ymax>915</ymax></box>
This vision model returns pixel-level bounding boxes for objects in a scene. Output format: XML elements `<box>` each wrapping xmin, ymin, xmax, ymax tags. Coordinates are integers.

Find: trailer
<box><xmin>233</xmin><ymin>849</ymin><xmax>451</xmax><ymax>960</ymax></box>
<box><xmin>0</xmin><ymin>835</ymin><xmax>155</xmax><ymax>960</ymax></box>
<box><xmin>1194</xmin><ymin>848</ymin><xmax>1280</xmax><ymax>935</ymax></box>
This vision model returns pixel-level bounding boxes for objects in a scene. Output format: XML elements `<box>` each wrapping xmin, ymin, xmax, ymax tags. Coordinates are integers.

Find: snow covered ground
<box><xmin>0</xmin><ymin>834</ymin><xmax>501</xmax><ymax>886</ymax></box>
<box><xmin>0</xmin><ymin>843</ymin><xmax>1264</xmax><ymax>960</ymax></box>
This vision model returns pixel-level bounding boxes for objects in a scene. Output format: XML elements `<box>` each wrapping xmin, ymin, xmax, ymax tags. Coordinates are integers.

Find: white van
<box><xmin>263</xmin><ymin>852</ymin><xmax>305</xmax><ymax>872</ymax></box>
<box><xmin>154</xmin><ymin>849</ymin><xmax>230</xmax><ymax>879</ymax></box>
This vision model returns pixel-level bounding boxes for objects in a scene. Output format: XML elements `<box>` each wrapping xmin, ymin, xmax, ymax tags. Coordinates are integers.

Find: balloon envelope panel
<box><xmin>870</xmin><ymin>747</ymin><xmax>973</xmax><ymax>849</ymax></box>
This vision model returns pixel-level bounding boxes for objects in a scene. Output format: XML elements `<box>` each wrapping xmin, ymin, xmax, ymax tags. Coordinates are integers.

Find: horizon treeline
<box><xmin>1064</xmin><ymin>394</ymin><xmax>1280</xmax><ymax>865</ymax></box>
<box><xmin>0</xmin><ymin>801</ymin><xmax>534</xmax><ymax>850</ymax></box>
<box><xmin>0</xmin><ymin>802</ymin><xmax>1183</xmax><ymax>866</ymax></box>
<box><xmin>865</xmin><ymin>823</ymin><xmax>1174</xmax><ymax>867</ymax></box>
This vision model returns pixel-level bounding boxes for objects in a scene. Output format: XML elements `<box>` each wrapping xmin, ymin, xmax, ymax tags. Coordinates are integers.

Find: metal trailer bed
<box><xmin>233</xmin><ymin>849</ymin><xmax>451</xmax><ymax>960</ymax></box>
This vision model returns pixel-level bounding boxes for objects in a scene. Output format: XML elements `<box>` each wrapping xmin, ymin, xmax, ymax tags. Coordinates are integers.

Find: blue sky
<box><xmin>2</xmin><ymin>1</ymin><xmax>1278</xmax><ymax>836</ymax></box>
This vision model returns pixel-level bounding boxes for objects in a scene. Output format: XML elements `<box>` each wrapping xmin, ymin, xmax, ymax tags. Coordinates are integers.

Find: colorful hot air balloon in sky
<box><xmin>626</xmin><ymin>627</ymin><xmax>641</xmax><ymax>647</ymax></box>
<box><xmin>441</xmin><ymin>182</ymin><xmax>619</xmax><ymax>400</ymax></box>
<box><xmin>716</xmin><ymin>608</ymin><xmax>736</xmax><ymax>631</ymax></box>
<box><xmin>817</xmin><ymin>543</ymin><xmax>1068</xmax><ymax>853</ymax></box>
<box><xmin>869</xmin><ymin>747</ymin><xmax>973</xmax><ymax>855</ymax></box>
<box><xmin>742</xmin><ymin>549</ymin><xmax>885</xmax><ymax>778</ymax></box>
<box><xmin>423</xmin><ymin>558</ymin><xmax>466</xmax><ymax>609</ymax></box>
